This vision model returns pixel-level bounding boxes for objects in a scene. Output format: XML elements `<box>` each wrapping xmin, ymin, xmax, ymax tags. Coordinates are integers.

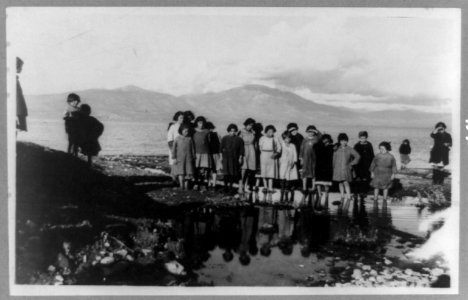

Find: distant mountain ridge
<box><xmin>25</xmin><ymin>84</ymin><xmax>450</xmax><ymax>128</ymax></box>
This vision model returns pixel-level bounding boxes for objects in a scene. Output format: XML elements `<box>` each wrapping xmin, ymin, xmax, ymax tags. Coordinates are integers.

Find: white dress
<box><xmin>259</xmin><ymin>136</ymin><xmax>281</xmax><ymax>179</ymax></box>
<box><xmin>167</xmin><ymin>123</ymin><xmax>181</xmax><ymax>165</ymax></box>
<box><xmin>279</xmin><ymin>142</ymin><xmax>298</xmax><ymax>180</ymax></box>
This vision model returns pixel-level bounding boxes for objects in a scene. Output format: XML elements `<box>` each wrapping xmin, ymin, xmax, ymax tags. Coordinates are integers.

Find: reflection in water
<box><xmin>166</xmin><ymin>198</ymin><xmax>395</xmax><ymax>283</ymax></box>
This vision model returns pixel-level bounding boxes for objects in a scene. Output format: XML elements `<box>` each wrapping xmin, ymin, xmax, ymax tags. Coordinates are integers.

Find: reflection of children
<box><xmin>77</xmin><ymin>104</ymin><xmax>104</xmax><ymax>166</ymax></box>
<box><xmin>370</xmin><ymin>142</ymin><xmax>397</xmax><ymax>202</ymax></box>
<box><xmin>172</xmin><ymin>124</ymin><xmax>196</xmax><ymax>189</ymax></box>
<box><xmin>279</xmin><ymin>131</ymin><xmax>298</xmax><ymax>203</ymax></box>
<box><xmin>63</xmin><ymin>93</ymin><xmax>81</xmax><ymax>156</ymax></box>
<box><xmin>399</xmin><ymin>139</ymin><xmax>411</xmax><ymax>169</ymax></box>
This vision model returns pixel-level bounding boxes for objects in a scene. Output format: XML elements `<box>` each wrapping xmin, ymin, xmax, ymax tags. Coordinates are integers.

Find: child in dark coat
<box><xmin>221</xmin><ymin>124</ymin><xmax>245</xmax><ymax>193</ymax></box>
<box><xmin>399</xmin><ymin>139</ymin><xmax>411</xmax><ymax>169</ymax></box>
<box><xmin>63</xmin><ymin>93</ymin><xmax>81</xmax><ymax>156</ymax></box>
<box><xmin>76</xmin><ymin>104</ymin><xmax>104</xmax><ymax>166</ymax></box>
<box><xmin>353</xmin><ymin>131</ymin><xmax>374</xmax><ymax>201</ymax></box>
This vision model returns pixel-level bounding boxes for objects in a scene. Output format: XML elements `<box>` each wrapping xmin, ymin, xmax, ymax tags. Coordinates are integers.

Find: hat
<box><xmin>306</xmin><ymin>125</ymin><xmax>318</xmax><ymax>133</ymax></box>
<box><xmin>287</xmin><ymin>123</ymin><xmax>298</xmax><ymax>131</ymax></box>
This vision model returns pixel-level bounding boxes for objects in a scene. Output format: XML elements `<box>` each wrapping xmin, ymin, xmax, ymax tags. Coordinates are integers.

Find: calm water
<box><xmin>18</xmin><ymin>118</ymin><xmax>444</xmax><ymax>169</ymax></box>
<box><xmin>168</xmin><ymin>197</ymin><xmax>433</xmax><ymax>286</ymax></box>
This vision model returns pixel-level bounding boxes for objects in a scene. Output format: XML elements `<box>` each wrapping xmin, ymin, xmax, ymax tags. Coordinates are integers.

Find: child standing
<box><xmin>172</xmin><ymin>124</ymin><xmax>196</xmax><ymax>189</ymax></box>
<box><xmin>299</xmin><ymin>126</ymin><xmax>319</xmax><ymax>204</ymax></box>
<box><xmin>252</xmin><ymin>123</ymin><xmax>264</xmax><ymax>202</ymax></box>
<box><xmin>279</xmin><ymin>131</ymin><xmax>298</xmax><ymax>203</ymax></box>
<box><xmin>399</xmin><ymin>139</ymin><xmax>411</xmax><ymax>170</ymax></box>
<box><xmin>76</xmin><ymin>104</ymin><xmax>104</xmax><ymax>166</ymax></box>
<box><xmin>333</xmin><ymin>133</ymin><xmax>360</xmax><ymax>205</ymax></box>
<box><xmin>259</xmin><ymin>125</ymin><xmax>281</xmax><ymax>203</ymax></box>
<box><xmin>220</xmin><ymin>124</ymin><xmax>245</xmax><ymax>193</ymax></box>
<box><xmin>313</xmin><ymin>134</ymin><xmax>334</xmax><ymax>208</ymax></box>
<box><xmin>206</xmin><ymin>122</ymin><xmax>222</xmax><ymax>189</ymax></box>
<box><xmin>63</xmin><ymin>93</ymin><xmax>81</xmax><ymax>156</ymax></box>
<box><xmin>370</xmin><ymin>142</ymin><xmax>397</xmax><ymax>202</ymax></box>
<box><xmin>238</xmin><ymin>118</ymin><xmax>257</xmax><ymax>195</ymax></box>
<box><xmin>353</xmin><ymin>131</ymin><xmax>375</xmax><ymax>201</ymax></box>
<box><xmin>193</xmin><ymin>116</ymin><xmax>212</xmax><ymax>190</ymax></box>
<box><xmin>167</xmin><ymin>111</ymin><xmax>185</xmax><ymax>184</ymax></box>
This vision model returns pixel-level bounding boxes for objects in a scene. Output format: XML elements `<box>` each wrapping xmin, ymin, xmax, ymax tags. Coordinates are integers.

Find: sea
<box><xmin>17</xmin><ymin>118</ymin><xmax>450</xmax><ymax>170</ymax></box>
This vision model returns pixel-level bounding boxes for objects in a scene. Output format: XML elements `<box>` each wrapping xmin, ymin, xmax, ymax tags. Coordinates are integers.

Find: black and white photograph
<box><xmin>6</xmin><ymin>5</ymin><xmax>461</xmax><ymax>296</ymax></box>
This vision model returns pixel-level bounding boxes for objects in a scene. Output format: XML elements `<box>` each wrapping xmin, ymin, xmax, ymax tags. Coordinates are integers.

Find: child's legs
<box><xmin>302</xmin><ymin>178</ymin><xmax>308</xmax><ymax>191</ymax></box>
<box><xmin>268</xmin><ymin>179</ymin><xmax>273</xmax><ymax>190</ymax></box>
<box><xmin>262</xmin><ymin>178</ymin><xmax>268</xmax><ymax>190</ymax></box>
<box><xmin>178</xmin><ymin>175</ymin><xmax>185</xmax><ymax>189</ymax></box>
<box><xmin>374</xmin><ymin>188</ymin><xmax>379</xmax><ymax>200</ymax></box>
<box><xmin>383</xmin><ymin>188</ymin><xmax>389</xmax><ymax>200</ymax></box>
<box><xmin>338</xmin><ymin>182</ymin><xmax>345</xmax><ymax>198</ymax></box>
<box><xmin>343</xmin><ymin>181</ymin><xmax>351</xmax><ymax>198</ymax></box>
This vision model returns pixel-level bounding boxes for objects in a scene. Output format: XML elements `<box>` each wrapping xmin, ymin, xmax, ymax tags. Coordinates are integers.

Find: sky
<box><xmin>7</xmin><ymin>7</ymin><xmax>460</xmax><ymax>113</ymax></box>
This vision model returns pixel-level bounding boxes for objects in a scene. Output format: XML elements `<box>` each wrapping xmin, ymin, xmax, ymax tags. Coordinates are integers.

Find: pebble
<box><xmin>100</xmin><ymin>256</ymin><xmax>115</xmax><ymax>265</ymax></box>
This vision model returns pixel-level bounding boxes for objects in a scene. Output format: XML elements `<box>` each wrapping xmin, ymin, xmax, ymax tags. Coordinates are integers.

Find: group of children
<box><xmin>167</xmin><ymin>111</ymin><xmax>415</xmax><ymax>205</ymax></box>
<box><xmin>64</xmin><ymin>93</ymin><xmax>104</xmax><ymax>165</ymax></box>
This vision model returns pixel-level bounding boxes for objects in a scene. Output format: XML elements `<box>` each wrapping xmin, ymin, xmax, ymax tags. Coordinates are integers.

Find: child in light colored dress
<box><xmin>167</xmin><ymin>111</ymin><xmax>185</xmax><ymax>183</ymax></box>
<box><xmin>259</xmin><ymin>125</ymin><xmax>281</xmax><ymax>202</ymax></box>
<box><xmin>279</xmin><ymin>131</ymin><xmax>298</xmax><ymax>203</ymax></box>
<box><xmin>333</xmin><ymin>133</ymin><xmax>360</xmax><ymax>205</ymax></box>
<box><xmin>370</xmin><ymin>141</ymin><xmax>397</xmax><ymax>202</ymax></box>
<box><xmin>172</xmin><ymin>124</ymin><xmax>196</xmax><ymax>190</ymax></box>
<box><xmin>238</xmin><ymin>118</ymin><xmax>257</xmax><ymax>195</ymax></box>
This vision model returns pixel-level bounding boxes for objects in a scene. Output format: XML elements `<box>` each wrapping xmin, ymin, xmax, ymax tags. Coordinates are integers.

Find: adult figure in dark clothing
<box><xmin>314</xmin><ymin>134</ymin><xmax>334</xmax><ymax>208</ymax></box>
<box><xmin>16</xmin><ymin>57</ymin><xmax>28</xmax><ymax>133</ymax></box>
<box><xmin>77</xmin><ymin>104</ymin><xmax>104</xmax><ymax>166</ymax></box>
<box><xmin>353</xmin><ymin>131</ymin><xmax>375</xmax><ymax>201</ymax></box>
<box><xmin>429</xmin><ymin>122</ymin><xmax>452</xmax><ymax>184</ymax></box>
<box><xmin>286</xmin><ymin>123</ymin><xmax>304</xmax><ymax>173</ymax></box>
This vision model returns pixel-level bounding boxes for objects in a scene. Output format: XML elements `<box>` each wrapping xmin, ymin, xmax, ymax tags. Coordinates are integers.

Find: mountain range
<box><xmin>25</xmin><ymin>84</ymin><xmax>450</xmax><ymax>129</ymax></box>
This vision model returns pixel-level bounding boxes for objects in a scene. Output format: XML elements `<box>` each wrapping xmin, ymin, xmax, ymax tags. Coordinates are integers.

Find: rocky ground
<box><xmin>15</xmin><ymin>142</ymin><xmax>451</xmax><ymax>287</ymax></box>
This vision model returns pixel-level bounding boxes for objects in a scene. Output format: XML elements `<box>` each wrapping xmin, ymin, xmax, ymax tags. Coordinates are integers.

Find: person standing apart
<box><xmin>172</xmin><ymin>124</ymin><xmax>196</xmax><ymax>190</ymax></box>
<box><xmin>353</xmin><ymin>131</ymin><xmax>374</xmax><ymax>202</ymax></box>
<box><xmin>370</xmin><ymin>142</ymin><xmax>397</xmax><ymax>202</ymax></box>
<box><xmin>299</xmin><ymin>126</ymin><xmax>319</xmax><ymax>205</ymax></box>
<box><xmin>429</xmin><ymin>122</ymin><xmax>452</xmax><ymax>185</ymax></box>
<box><xmin>259</xmin><ymin>125</ymin><xmax>281</xmax><ymax>203</ymax></box>
<box><xmin>16</xmin><ymin>57</ymin><xmax>28</xmax><ymax>133</ymax></box>
<box><xmin>333</xmin><ymin>133</ymin><xmax>360</xmax><ymax>207</ymax></box>
<box><xmin>238</xmin><ymin>118</ymin><xmax>257</xmax><ymax>195</ymax></box>
<box><xmin>63</xmin><ymin>93</ymin><xmax>81</xmax><ymax>156</ymax></box>
<box><xmin>76</xmin><ymin>104</ymin><xmax>104</xmax><ymax>166</ymax></box>
<box><xmin>399</xmin><ymin>139</ymin><xmax>411</xmax><ymax>170</ymax></box>
<box><xmin>167</xmin><ymin>111</ymin><xmax>185</xmax><ymax>184</ymax></box>
<box><xmin>278</xmin><ymin>131</ymin><xmax>298</xmax><ymax>203</ymax></box>
<box><xmin>220</xmin><ymin>124</ymin><xmax>244</xmax><ymax>193</ymax></box>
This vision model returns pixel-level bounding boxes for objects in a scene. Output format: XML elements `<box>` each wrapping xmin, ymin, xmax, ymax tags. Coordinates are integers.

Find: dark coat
<box><xmin>429</xmin><ymin>131</ymin><xmax>452</xmax><ymax>165</ymax></box>
<box><xmin>353</xmin><ymin>142</ymin><xmax>374</xmax><ymax>180</ymax></box>
<box><xmin>221</xmin><ymin>135</ymin><xmax>245</xmax><ymax>177</ymax></box>
<box><xmin>314</xmin><ymin>142</ymin><xmax>334</xmax><ymax>182</ymax></box>
<box><xmin>16</xmin><ymin>76</ymin><xmax>28</xmax><ymax>131</ymax></box>
<box><xmin>78</xmin><ymin>116</ymin><xmax>104</xmax><ymax>156</ymax></box>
